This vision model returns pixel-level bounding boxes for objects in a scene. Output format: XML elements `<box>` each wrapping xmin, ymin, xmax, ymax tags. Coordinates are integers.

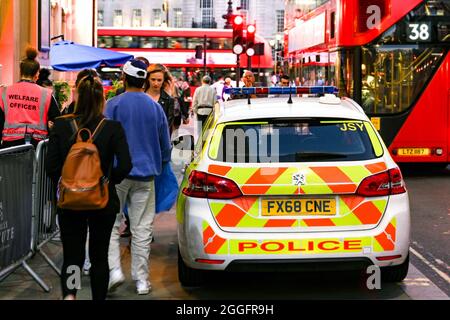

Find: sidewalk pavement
<box><xmin>0</xmin><ymin>210</ymin><xmax>190</xmax><ymax>300</ymax></box>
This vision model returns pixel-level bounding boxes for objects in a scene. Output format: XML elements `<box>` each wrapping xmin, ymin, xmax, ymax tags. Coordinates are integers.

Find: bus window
<box><xmin>139</xmin><ymin>37</ymin><xmax>166</xmax><ymax>48</ymax></box>
<box><xmin>359</xmin><ymin>0</ymin><xmax>450</xmax><ymax>114</ymax></box>
<box><xmin>209</xmin><ymin>38</ymin><xmax>232</xmax><ymax>50</ymax></box>
<box><xmin>187</xmin><ymin>38</ymin><xmax>204</xmax><ymax>49</ymax></box>
<box><xmin>168</xmin><ymin>37</ymin><xmax>187</xmax><ymax>49</ymax></box>
<box><xmin>114</xmin><ymin>36</ymin><xmax>140</xmax><ymax>48</ymax></box>
<box><xmin>98</xmin><ymin>36</ymin><xmax>113</xmax><ymax>48</ymax></box>
<box><xmin>361</xmin><ymin>46</ymin><xmax>446</xmax><ymax>114</ymax></box>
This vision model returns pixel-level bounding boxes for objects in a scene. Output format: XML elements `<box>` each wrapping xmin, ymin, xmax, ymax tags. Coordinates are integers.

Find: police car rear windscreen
<box><xmin>210</xmin><ymin>119</ymin><xmax>383</xmax><ymax>163</ymax></box>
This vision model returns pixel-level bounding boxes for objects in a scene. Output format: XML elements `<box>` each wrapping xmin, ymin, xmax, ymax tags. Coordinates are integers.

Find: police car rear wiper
<box><xmin>294</xmin><ymin>152</ymin><xmax>348</xmax><ymax>160</ymax></box>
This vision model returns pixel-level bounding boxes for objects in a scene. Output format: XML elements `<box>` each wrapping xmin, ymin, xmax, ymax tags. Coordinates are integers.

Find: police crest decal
<box><xmin>292</xmin><ymin>172</ymin><xmax>306</xmax><ymax>186</ymax></box>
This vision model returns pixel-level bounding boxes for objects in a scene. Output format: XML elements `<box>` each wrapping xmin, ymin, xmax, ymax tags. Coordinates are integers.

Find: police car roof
<box><xmin>218</xmin><ymin>96</ymin><xmax>368</xmax><ymax>123</ymax></box>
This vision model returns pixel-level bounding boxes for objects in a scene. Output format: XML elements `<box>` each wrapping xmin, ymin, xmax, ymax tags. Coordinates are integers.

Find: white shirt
<box><xmin>211</xmin><ymin>80</ymin><xmax>225</xmax><ymax>101</ymax></box>
<box><xmin>192</xmin><ymin>84</ymin><xmax>217</xmax><ymax>114</ymax></box>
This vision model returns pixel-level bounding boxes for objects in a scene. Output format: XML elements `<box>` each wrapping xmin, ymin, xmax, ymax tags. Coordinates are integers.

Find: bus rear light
<box><xmin>434</xmin><ymin>148</ymin><xmax>443</xmax><ymax>156</ymax></box>
<box><xmin>376</xmin><ymin>255</ymin><xmax>402</xmax><ymax>261</ymax></box>
<box><xmin>195</xmin><ymin>258</ymin><xmax>225</xmax><ymax>264</ymax></box>
<box><xmin>356</xmin><ymin>168</ymin><xmax>406</xmax><ymax>196</ymax></box>
<box><xmin>182</xmin><ymin>170</ymin><xmax>242</xmax><ymax>199</ymax></box>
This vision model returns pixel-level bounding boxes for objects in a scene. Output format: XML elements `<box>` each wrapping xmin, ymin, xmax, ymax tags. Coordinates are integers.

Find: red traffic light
<box><xmin>247</xmin><ymin>24</ymin><xmax>256</xmax><ymax>34</ymax></box>
<box><xmin>233</xmin><ymin>15</ymin><xmax>244</xmax><ymax>26</ymax></box>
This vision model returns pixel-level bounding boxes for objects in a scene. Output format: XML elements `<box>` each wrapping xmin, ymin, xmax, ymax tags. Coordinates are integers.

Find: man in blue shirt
<box><xmin>105</xmin><ymin>59</ymin><xmax>171</xmax><ymax>295</ymax></box>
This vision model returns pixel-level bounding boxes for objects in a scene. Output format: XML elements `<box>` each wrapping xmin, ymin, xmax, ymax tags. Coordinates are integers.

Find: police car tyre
<box><xmin>178</xmin><ymin>249</ymin><xmax>206</xmax><ymax>287</ymax></box>
<box><xmin>380</xmin><ymin>253</ymin><xmax>409</xmax><ymax>283</ymax></box>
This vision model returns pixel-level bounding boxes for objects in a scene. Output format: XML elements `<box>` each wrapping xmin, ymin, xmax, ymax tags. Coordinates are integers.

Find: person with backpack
<box><xmin>46</xmin><ymin>74</ymin><xmax>132</xmax><ymax>300</ymax></box>
<box><xmin>105</xmin><ymin>59</ymin><xmax>172</xmax><ymax>295</ymax></box>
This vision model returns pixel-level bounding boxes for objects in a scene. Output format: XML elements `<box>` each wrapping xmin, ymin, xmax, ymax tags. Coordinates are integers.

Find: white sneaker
<box><xmin>83</xmin><ymin>260</ymin><xmax>91</xmax><ymax>276</ymax></box>
<box><xmin>108</xmin><ymin>269</ymin><xmax>125</xmax><ymax>292</ymax></box>
<box><xmin>136</xmin><ymin>280</ymin><xmax>151</xmax><ymax>295</ymax></box>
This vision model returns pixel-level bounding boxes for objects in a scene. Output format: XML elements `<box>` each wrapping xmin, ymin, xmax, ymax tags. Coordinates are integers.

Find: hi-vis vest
<box><xmin>0</xmin><ymin>82</ymin><xmax>52</xmax><ymax>141</ymax></box>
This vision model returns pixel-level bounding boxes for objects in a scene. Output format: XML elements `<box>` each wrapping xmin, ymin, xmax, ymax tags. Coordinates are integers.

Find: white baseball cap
<box><xmin>122</xmin><ymin>59</ymin><xmax>148</xmax><ymax>79</ymax></box>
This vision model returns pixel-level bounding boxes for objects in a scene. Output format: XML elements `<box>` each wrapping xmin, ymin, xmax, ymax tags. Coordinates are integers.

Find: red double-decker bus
<box><xmin>286</xmin><ymin>0</ymin><xmax>450</xmax><ymax>165</ymax></box>
<box><xmin>97</xmin><ymin>27</ymin><xmax>273</xmax><ymax>84</ymax></box>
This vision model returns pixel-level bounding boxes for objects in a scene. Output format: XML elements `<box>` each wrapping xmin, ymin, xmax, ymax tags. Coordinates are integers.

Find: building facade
<box><xmin>0</xmin><ymin>0</ymin><xmax>95</xmax><ymax>85</ymax></box>
<box><xmin>97</xmin><ymin>0</ymin><xmax>286</xmax><ymax>42</ymax></box>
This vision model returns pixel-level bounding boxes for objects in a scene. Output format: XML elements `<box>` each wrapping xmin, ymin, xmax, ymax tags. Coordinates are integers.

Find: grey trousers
<box><xmin>108</xmin><ymin>178</ymin><xmax>155</xmax><ymax>281</ymax></box>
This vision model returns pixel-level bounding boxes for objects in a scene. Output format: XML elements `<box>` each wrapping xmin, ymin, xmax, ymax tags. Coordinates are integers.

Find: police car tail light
<box><xmin>356</xmin><ymin>168</ymin><xmax>406</xmax><ymax>197</ymax></box>
<box><xmin>389</xmin><ymin>167</ymin><xmax>406</xmax><ymax>195</ymax></box>
<box><xmin>183</xmin><ymin>170</ymin><xmax>242</xmax><ymax>199</ymax></box>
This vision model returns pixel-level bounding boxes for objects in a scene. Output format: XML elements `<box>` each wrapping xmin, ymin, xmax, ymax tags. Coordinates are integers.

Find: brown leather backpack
<box><xmin>57</xmin><ymin>118</ymin><xmax>109</xmax><ymax>211</ymax></box>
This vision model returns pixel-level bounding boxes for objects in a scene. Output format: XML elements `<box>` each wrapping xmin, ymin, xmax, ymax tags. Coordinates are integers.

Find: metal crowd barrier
<box><xmin>0</xmin><ymin>145</ymin><xmax>50</xmax><ymax>292</ymax></box>
<box><xmin>32</xmin><ymin>140</ymin><xmax>61</xmax><ymax>277</ymax></box>
<box><xmin>0</xmin><ymin>140</ymin><xmax>62</xmax><ymax>293</ymax></box>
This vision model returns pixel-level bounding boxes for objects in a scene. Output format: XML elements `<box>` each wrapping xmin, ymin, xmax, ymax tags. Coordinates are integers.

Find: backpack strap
<box><xmin>70</xmin><ymin>119</ymin><xmax>79</xmax><ymax>134</ymax></box>
<box><xmin>92</xmin><ymin>118</ymin><xmax>107</xmax><ymax>141</ymax></box>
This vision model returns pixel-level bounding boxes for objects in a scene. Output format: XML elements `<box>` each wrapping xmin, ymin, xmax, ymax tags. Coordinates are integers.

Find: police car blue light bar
<box><xmin>224</xmin><ymin>86</ymin><xmax>339</xmax><ymax>95</ymax></box>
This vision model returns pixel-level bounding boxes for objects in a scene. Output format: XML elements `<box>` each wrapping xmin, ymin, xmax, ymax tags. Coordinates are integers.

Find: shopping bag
<box><xmin>155</xmin><ymin>162</ymin><xmax>179</xmax><ymax>213</ymax></box>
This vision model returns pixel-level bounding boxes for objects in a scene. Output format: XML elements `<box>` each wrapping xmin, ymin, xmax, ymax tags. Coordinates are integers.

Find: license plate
<box><xmin>262</xmin><ymin>199</ymin><xmax>336</xmax><ymax>216</ymax></box>
<box><xmin>397</xmin><ymin>148</ymin><xmax>430</xmax><ymax>156</ymax></box>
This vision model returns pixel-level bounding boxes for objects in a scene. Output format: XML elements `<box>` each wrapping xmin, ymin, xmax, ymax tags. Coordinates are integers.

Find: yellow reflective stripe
<box><xmin>301</xmin><ymin>167</ymin><xmax>333</xmax><ymax>194</ymax></box>
<box><xmin>265</xmin><ymin>185</ymin><xmax>298</xmax><ymax>195</ymax></box>
<box><xmin>332</xmin><ymin>212</ymin><xmax>361</xmax><ymax>226</ymax></box>
<box><xmin>202</xmin><ymin>220</ymin><xmax>209</xmax><ymax>232</ymax></box>
<box><xmin>338</xmin><ymin>198</ymin><xmax>351</xmax><ymax>216</ymax></box>
<box><xmin>299</xmin><ymin>220</ymin><xmax>308</xmax><ymax>227</ymax></box>
<box><xmin>364</xmin><ymin>122</ymin><xmax>383</xmax><ymax>157</ymax></box>
<box><xmin>320</xmin><ymin>120</ymin><xmax>363</xmax><ymax>123</ymax></box>
<box><xmin>247</xmin><ymin>200</ymin><xmax>260</xmax><ymax>217</ymax></box>
<box><xmin>235</xmin><ymin>214</ymin><xmax>267</xmax><ymax>228</ymax></box>
<box><xmin>301</xmin><ymin>184</ymin><xmax>333</xmax><ymax>194</ymax></box>
<box><xmin>373</xmin><ymin>238</ymin><xmax>385</xmax><ymax>252</ymax></box>
<box><xmin>270</xmin><ymin>167</ymin><xmax>298</xmax><ymax>184</ymax></box>
<box><xmin>209</xmin><ymin>202</ymin><xmax>226</xmax><ymax>218</ymax></box>
<box><xmin>339</xmin><ymin>165</ymin><xmax>372</xmax><ymax>184</ymax></box>
<box><xmin>391</xmin><ymin>217</ymin><xmax>397</xmax><ymax>228</ymax></box>
<box><xmin>226</xmin><ymin>167</ymin><xmax>258</xmax><ymax>185</ymax></box>
<box><xmin>208</xmin><ymin>123</ymin><xmax>225</xmax><ymax>159</ymax></box>
<box><xmin>372</xmin><ymin>200</ymin><xmax>388</xmax><ymax>214</ymax></box>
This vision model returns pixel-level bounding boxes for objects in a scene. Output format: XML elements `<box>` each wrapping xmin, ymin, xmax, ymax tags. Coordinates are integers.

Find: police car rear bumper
<box><xmin>178</xmin><ymin>193</ymin><xmax>410</xmax><ymax>271</ymax></box>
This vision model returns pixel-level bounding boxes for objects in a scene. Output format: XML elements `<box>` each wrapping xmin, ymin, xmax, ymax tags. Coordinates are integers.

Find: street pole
<box><xmin>236</xmin><ymin>54</ymin><xmax>241</xmax><ymax>88</ymax></box>
<box><xmin>166</xmin><ymin>1</ymin><xmax>169</xmax><ymax>26</ymax></box>
<box><xmin>203</xmin><ymin>35</ymin><xmax>207</xmax><ymax>76</ymax></box>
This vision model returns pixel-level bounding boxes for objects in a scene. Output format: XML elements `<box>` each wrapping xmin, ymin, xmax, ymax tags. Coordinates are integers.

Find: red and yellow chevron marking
<box><xmin>374</xmin><ymin>218</ymin><xmax>397</xmax><ymax>252</ymax></box>
<box><xmin>209</xmin><ymin>196</ymin><xmax>387</xmax><ymax>229</ymax></box>
<box><xmin>202</xmin><ymin>221</ymin><xmax>227</xmax><ymax>254</ymax></box>
<box><xmin>208</xmin><ymin>162</ymin><xmax>387</xmax><ymax>196</ymax></box>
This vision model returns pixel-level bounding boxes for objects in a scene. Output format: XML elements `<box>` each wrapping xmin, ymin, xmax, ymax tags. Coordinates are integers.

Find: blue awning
<box><xmin>50</xmin><ymin>40</ymin><xmax>133</xmax><ymax>71</ymax></box>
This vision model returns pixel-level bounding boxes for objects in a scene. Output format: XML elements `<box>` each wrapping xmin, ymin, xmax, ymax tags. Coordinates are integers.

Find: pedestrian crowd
<box><xmin>0</xmin><ymin>46</ymin><xmax>281</xmax><ymax>300</ymax></box>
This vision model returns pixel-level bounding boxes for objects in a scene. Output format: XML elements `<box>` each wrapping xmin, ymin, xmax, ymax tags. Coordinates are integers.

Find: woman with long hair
<box><xmin>46</xmin><ymin>73</ymin><xmax>132</xmax><ymax>300</ymax></box>
<box><xmin>145</xmin><ymin>64</ymin><xmax>179</xmax><ymax>135</ymax></box>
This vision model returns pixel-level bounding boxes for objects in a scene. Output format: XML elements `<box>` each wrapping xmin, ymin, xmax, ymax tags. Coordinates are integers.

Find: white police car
<box><xmin>175</xmin><ymin>86</ymin><xmax>410</xmax><ymax>286</ymax></box>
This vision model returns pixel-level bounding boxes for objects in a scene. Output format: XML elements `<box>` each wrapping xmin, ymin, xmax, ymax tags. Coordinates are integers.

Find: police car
<box><xmin>175</xmin><ymin>86</ymin><xmax>410</xmax><ymax>286</ymax></box>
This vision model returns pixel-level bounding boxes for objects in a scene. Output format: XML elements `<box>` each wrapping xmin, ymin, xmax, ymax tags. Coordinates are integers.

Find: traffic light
<box><xmin>246</xmin><ymin>24</ymin><xmax>256</xmax><ymax>56</ymax></box>
<box><xmin>232</xmin><ymin>15</ymin><xmax>244</xmax><ymax>55</ymax></box>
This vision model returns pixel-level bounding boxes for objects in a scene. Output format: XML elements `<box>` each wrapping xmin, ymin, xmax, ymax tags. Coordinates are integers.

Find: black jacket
<box><xmin>46</xmin><ymin>116</ymin><xmax>132</xmax><ymax>213</ymax></box>
<box><xmin>158</xmin><ymin>90</ymin><xmax>175</xmax><ymax>128</ymax></box>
